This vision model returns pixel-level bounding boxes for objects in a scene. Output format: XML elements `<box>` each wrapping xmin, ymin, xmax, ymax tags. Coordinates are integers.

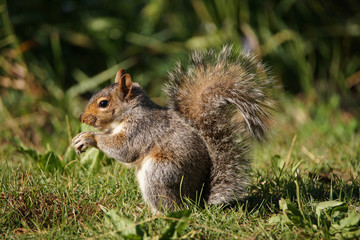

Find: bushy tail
<box><xmin>164</xmin><ymin>45</ymin><xmax>278</xmax><ymax>204</ymax></box>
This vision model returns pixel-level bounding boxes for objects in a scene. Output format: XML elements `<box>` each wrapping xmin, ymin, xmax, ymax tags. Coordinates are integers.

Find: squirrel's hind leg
<box><xmin>136</xmin><ymin>158</ymin><xmax>183</xmax><ymax>213</ymax></box>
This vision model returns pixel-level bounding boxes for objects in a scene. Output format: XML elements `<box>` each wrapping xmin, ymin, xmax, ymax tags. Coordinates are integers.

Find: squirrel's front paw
<box><xmin>72</xmin><ymin>132</ymin><xmax>97</xmax><ymax>155</ymax></box>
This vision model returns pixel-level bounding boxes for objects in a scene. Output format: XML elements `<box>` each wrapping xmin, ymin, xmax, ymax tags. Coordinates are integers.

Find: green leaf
<box><xmin>338</xmin><ymin>228</ymin><xmax>360</xmax><ymax>239</ymax></box>
<box><xmin>80</xmin><ymin>148</ymin><xmax>103</xmax><ymax>174</ymax></box>
<box><xmin>278</xmin><ymin>198</ymin><xmax>315</xmax><ymax>232</ymax></box>
<box><xmin>160</xmin><ymin>210</ymin><xmax>191</xmax><ymax>240</ymax></box>
<box><xmin>101</xmin><ymin>207</ymin><xmax>143</xmax><ymax>239</ymax></box>
<box><xmin>315</xmin><ymin>201</ymin><xmax>346</xmax><ymax>226</ymax></box>
<box><xmin>80</xmin><ymin>123</ymin><xmax>94</xmax><ymax>132</ymax></box>
<box><xmin>338</xmin><ymin>210</ymin><xmax>360</xmax><ymax>228</ymax></box>
<box><xmin>316</xmin><ymin>201</ymin><xmax>346</xmax><ymax>218</ymax></box>
<box><xmin>268</xmin><ymin>214</ymin><xmax>289</xmax><ymax>224</ymax></box>
<box><xmin>39</xmin><ymin>152</ymin><xmax>64</xmax><ymax>173</ymax></box>
<box><xmin>279</xmin><ymin>198</ymin><xmax>288</xmax><ymax>211</ymax></box>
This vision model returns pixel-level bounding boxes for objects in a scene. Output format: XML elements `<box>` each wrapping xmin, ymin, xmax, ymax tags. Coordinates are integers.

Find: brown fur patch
<box><xmin>150</xmin><ymin>146</ymin><xmax>176</xmax><ymax>164</ymax></box>
<box><xmin>114</xmin><ymin>132</ymin><xmax>126</xmax><ymax>144</ymax></box>
<box><xmin>80</xmin><ymin>101</ymin><xmax>98</xmax><ymax>125</ymax></box>
<box><xmin>96</xmin><ymin>132</ymin><xmax>126</xmax><ymax>146</ymax></box>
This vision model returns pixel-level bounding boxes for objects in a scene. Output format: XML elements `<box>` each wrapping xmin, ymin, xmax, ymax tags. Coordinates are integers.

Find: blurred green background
<box><xmin>1</xmin><ymin>0</ymin><xmax>360</xmax><ymax>152</ymax></box>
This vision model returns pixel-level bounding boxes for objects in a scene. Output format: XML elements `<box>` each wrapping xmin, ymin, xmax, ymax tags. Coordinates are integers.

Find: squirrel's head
<box><xmin>79</xmin><ymin>69</ymin><xmax>135</xmax><ymax>131</ymax></box>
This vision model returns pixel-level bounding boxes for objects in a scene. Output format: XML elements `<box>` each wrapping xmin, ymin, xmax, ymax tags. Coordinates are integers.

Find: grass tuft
<box><xmin>1</xmin><ymin>97</ymin><xmax>359</xmax><ymax>238</ymax></box>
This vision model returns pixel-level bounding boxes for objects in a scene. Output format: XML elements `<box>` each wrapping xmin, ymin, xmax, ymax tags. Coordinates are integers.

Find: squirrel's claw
<box><xmin>74</xmin><ymin>147</ymin><xmax>82</xmax><ymax>155</ymax></box>
<box><xmin>71</xmin><ymin>132</ymin><xmax>96</xmax><ymax>155</ymax></box>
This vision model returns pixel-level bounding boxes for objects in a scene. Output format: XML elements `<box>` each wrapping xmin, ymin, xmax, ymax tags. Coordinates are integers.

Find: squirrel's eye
<box><xmin>98</xmin><ymin>100</ymin><xmax>109</xmax><ymax>108</ymax></box>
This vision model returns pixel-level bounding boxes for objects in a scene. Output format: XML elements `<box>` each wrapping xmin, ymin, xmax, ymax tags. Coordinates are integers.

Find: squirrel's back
<box><xmin>165</xmin><ymin>45</ymin><xmax>277</xmax><ymax>204</ymax></box>
<box><xmin>73</xmin><ymin>45</ymin><xmax>278</xmax><ymax>212</ymax></box>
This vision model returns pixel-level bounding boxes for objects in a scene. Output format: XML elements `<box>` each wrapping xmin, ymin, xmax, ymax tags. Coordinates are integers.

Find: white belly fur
<box><xmin>111</xmin><ymin>121</ymin><xmax>126</xmax><ymax>135</ymax></box>
<box><xmin>136</xmin><ymin>157</ymin><xmax>153</xmax><ymax>202</ymax></box>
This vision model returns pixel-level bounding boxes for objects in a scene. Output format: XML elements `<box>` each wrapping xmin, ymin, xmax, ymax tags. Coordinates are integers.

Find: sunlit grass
<box><xmin>1</xmin><ymin>0</ymin><xmax>360</xmax><ymax>238</ymax></box>
<box><xmin>1</xmin><ymin>95</ymin><xmax>359</xmax><ymax>239</ymax></box>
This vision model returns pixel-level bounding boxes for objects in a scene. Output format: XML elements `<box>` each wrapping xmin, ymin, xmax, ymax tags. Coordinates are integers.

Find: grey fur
<box><xmin>72</xmin><ymin>45</ymin><xmax>277</xmax><ymax>213</ymax></box>
<box><xmin>164</xmin><ymin>45</ymin><xmax>277</xmax><ymax>204</ymax></box>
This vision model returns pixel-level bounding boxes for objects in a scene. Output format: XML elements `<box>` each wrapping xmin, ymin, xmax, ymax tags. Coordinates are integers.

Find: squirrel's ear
<box><xmin>115</xmin><ymin>69</ymin><xmax>126</xmax><ymax>83</ymax></box>
<box><xmin>118</xmin><ymin>73</ymin><xmax>133</xmax><ymax>101</ymax></box>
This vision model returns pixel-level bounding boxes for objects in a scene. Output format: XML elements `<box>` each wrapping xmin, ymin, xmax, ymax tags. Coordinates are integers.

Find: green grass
<box><xmin>1</xmin><ymin>1</ymin><xmax>360</xmax><ymax>238</ymax></box>
<box><xmin>1</xmin><ymin>94</ymin><xmax>359</xmax><ymax>239</ymax></box>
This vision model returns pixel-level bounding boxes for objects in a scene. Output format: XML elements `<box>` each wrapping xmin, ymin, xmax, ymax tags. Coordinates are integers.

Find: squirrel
<box><xmin>72</xmin><ymin>45</ymin><xmax>277</xmax><ymax>213</ymax></box>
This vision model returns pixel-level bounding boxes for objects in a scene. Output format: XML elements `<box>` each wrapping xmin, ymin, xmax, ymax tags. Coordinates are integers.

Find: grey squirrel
<box><xmin>72</xmin><ymin>45</ymin><xmax>277</xmax><ymax>213</ymax></box>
